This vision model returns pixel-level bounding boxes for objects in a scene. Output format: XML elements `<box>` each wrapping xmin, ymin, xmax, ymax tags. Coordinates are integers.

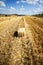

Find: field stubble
<box><xmin>0</xmin><ymin>16</ymin><xmax>43</xmax><ymax>65</ymax></box>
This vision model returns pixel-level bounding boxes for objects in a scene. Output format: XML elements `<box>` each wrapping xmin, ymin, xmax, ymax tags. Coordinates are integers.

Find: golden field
<box><xmin>0</xmin><ymin>15</ymin><xmax>43</xmax><ymax>65</ymax></box>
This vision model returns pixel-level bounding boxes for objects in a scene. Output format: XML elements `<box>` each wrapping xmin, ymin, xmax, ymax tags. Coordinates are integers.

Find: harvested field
<box><xmin>0</xmin><ymin>15</ymin><xmax>43</xmax><ymax>65</ymax></box>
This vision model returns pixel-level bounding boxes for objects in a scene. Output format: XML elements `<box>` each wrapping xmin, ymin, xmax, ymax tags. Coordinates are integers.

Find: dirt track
<box><xmin>0</xmin><ymin>16</ymin><xmax>43</xmax><ymax>65</ymax></box>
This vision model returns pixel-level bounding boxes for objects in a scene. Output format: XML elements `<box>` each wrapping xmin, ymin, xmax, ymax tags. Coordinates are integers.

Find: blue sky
<box><xmin>0</xmin><ymin>0</ymin><xmax>43</xmax><ymax>15</ymax></box>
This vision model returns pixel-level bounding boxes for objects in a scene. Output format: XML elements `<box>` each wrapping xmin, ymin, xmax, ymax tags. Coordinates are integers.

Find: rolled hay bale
<box><xmin>18</xmin><ymin>28</ymin><xmax>26</xmax><ymax>37</ymax></box>
<box><xmin>13</xmin><ymin>31</ymin><xmax>18</xmax><ymax>37</ymax></box>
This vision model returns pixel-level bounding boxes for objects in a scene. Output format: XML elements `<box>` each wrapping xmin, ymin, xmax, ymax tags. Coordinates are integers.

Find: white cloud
<box><xmin>10</xmin><ymin>6</ymin><xmax>16</xmax><ymax>11</ymax></box>
<box><xmin>38</xmin><ymin>7</ymin><xmax>43</xmax><ymax>12</ymax></box>
<box><xmin>19</xmin><ymin>6</ymin><xmax>25</xmax><ymax>11</ymax></box>
<box><xmin>0</xmin><ymin>6</ymin><xmax>16</xmax><ymax>14</ymax></box>
<box><xmin>0</xmin><ymin>7</ymin><xmax>5</xmax><ymax>10</ymax></box>
<box><xmin>0</xmin><ymin>1</ymin><xmax>6</xmax><ymax>7</ymax></box>
<box><xmin>39</xmin><ymin>4</ymin><xmax>43</xmax><ymax>7</ymax></box>
<box><xmin>16</xmin><ymin>0</ymin><xmax>43</xmax><ymax>5</ymax></box>
<box><xmin>25</xmin><ymin>5</ymin><xmax>43</xmax><ymax>15</ymax></box>
<box><xmin>21</xmin><ymin>0</ymin><xmax>26</xmax><ymax>3</ymax></box>
<box><xmin>21</xmin><ymin>0</ymin><xmax>39</xmax><ymax>4</ymax></box>
<box><xmin>17</xmin><ymin>6</ymin><xmax>25</xmax><ymax>14</ymax></box>
<box><xmin>40</xmin><ymin>0</ymin><xmax>43</xmax><ymax>4</ymax></box>
<box><xmin>16</xmin><ymin>1</ymin><xmax>20</xmax><ymax>4</ymax></box>
<box><xmin>21</xmin><ymin>5</ymin><xmax>24</xmax><ymax>8</ymax></box>
<box><xmin>33</xmin><ymin>6</ymin><xmax>43</xmax><ymax>14</ymax></box>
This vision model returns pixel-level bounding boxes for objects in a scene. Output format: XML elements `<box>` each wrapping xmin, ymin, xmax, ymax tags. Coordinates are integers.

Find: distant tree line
<box><xmin>32</xmin><ymin>13</ymin><xmax>43</xmax><ymax>17</ymax></box>
<box><xmin>0</xmin><ymin>14</ymin><xmax>26</xmax><ymax>16</ymax></box>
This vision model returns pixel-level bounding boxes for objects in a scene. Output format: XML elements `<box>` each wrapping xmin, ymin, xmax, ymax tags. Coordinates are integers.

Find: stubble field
<box><xmin>0</xmin><ymin>15</ymin><xmax>43</xmax><ymax>65</ymax></box>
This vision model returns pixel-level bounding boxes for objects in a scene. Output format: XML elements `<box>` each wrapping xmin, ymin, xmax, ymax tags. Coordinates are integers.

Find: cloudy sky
<box><xmin>0</xmin><ymin>0</ymin><xmax>43</xmax><ymax>15</ymax></box>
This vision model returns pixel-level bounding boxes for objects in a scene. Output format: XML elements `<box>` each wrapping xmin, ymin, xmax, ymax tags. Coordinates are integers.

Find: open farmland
<box><xmin>0</xmin><ymin>15</ymin><xmax>43</xmax><ymax>65</ymax></box>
